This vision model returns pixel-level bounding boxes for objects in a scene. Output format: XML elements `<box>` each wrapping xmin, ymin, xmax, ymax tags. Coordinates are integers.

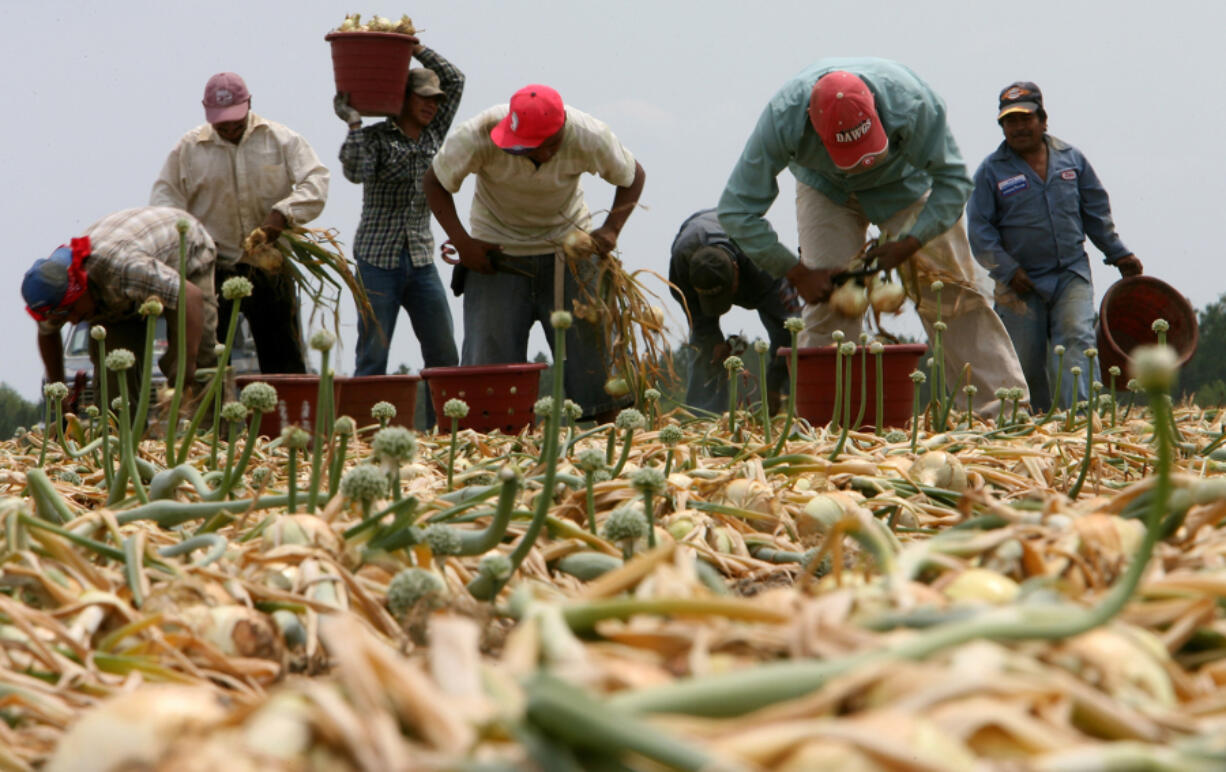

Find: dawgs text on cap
<box><xmin>809</xmin><ymin>70</ymin><xmax>889</xmax><ymax>170</ymax></box>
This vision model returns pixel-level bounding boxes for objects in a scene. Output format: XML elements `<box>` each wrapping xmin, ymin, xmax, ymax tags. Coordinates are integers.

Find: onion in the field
<box><xmin>909</xmin><ymin>450</ymin><xmax>968</xmax><ymax>492</ymax></box>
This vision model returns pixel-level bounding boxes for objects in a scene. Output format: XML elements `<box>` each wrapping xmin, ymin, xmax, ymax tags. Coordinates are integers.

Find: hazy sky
<box><xmin>6</xmin><ymin>0</ymin><xmax>1223</xmax><ymax>401</ymax></box>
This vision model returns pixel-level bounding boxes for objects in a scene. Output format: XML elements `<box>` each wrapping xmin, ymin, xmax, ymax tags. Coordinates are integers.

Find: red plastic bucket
<box><xmin>324</xmin><ymin>31</ymin><xmax>414</xmax><ymax>116</ymax></box>
<box><xmin>1096</xmin><ymin>276</ymin><xmax>1198</xmax><ymax>378</ymax></box>
<box><xmin>421</xmin><ymin>363</ymin><xmax>548</xmax><ymax>434</ymax></box>
<box><xmin>778</xmin><ymin>344</ymin><xmax>927</xmax><ymax>429</ymax></box>
<box><xmin>235</xmin><ymin>374</ymin><xmax>325</xmax><ymax>438</ymax></box>
<box><xmin>334</xmin><ymin>375</ymin><xmax>420</xmax><ymax>429</ymax></box>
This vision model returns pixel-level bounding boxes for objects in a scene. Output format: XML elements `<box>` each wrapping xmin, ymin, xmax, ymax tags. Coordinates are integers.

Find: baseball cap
<box><xmin>203</xmin><ymin>72</ymin><xmax>251</xmax><ymax>124</ymax></box>
<box><xmin>997</xmin><ymin>81</ymin><xmax>1043</xmax><ymax>120</ymax></box>
<box><xmin>689</xmin><ymin>246</ymin><xmax>736</xmax><ymax>316</ymax></box>
<box><xmin>809</xmin><ymin>71</ymin><xmax>889</xmax><ymax>170</ymax></box>
<box><xmin>23</xmin><ymin>247</ymin><xmax>76</xmax><ymax>321</ymax></box>
<box><xmin>490</xmin><ymin>85</ymin><xmax>566</xmax><ymax>151</ymax></box>
<box><xmin>408</xmin><ymin>68</ymin><xmax>445</xmax><ymax>98</ymax></box>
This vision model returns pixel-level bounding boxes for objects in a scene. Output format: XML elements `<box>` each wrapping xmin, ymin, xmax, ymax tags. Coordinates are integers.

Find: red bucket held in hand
<box><xmin>1096</xmin><ymin>276</ymin><xmax>1198</xmax><ymax>378</ymax></box>
<box><xmin>325</xmin><ymin>31</ymin><xmax>415</xmax><ymax>116</ymax></box>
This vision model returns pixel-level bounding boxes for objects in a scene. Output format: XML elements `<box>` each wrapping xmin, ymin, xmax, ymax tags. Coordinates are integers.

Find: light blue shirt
<box><xmin>717</xmin><ymin>57</ymin><xmax>973</xmax><ymax>278</ymax></box>
<box><xmin>968</xmin><ymin>135</ymin><xmax>1130</xmax><ymax>299</ymax></box>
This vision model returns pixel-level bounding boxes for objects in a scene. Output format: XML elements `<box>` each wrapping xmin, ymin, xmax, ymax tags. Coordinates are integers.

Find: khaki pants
<box><xmin>795</xmin><ymin>181</ymin><xmax>1028</xmax><ymax>415</ymax></box>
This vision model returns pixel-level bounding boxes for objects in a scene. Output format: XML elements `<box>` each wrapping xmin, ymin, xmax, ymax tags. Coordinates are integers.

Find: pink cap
<box><xmin>490</xmin><ymin>85</ymin><xmax>565</xmax><ymax>151</ymax></box>
<box><xmin>809</xmin><ymin>71</ymin><xmax>888</xmax><ymax>170</ymax></box>
<box><xmin>202</xmin><ymin>72</ymin><xmax>251</xmax><ymax>124</ymax></box>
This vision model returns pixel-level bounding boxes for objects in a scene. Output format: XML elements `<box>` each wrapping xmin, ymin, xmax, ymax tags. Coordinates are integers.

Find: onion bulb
<box><xmin>869</xmin><ymin>272</ymin><xmax>907</xmax><ymax>314</ymax></box>
<box><xmin>829</xmin><ymin>280</ymin><xmax>869</xmax><ymax>317</ymax></box>
<box><xmin>908</xmin><ymin>450</ymin><xmax>968</xmax><ymax>492</ymax></box>
<box><xmin>562</xmin><ymin>229</ymin><xmax>598</xmax><ymax>260</ymax></box>
<box><xmin>604</xmin><ymin>377</ymin><xmax>630</xmax><ymax>397</ymax></box>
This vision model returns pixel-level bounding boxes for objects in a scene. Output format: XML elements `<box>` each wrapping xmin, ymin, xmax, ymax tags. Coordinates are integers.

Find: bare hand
<box><xmin>333</xmin><ymin>93</ymin><xmax>361</xmax><ymax>125</ymax></box>
<box><xmin>786</xmin><ymin>262</ymin><xmax>835</xmax><ymax>304</ymax></box>
<box><xmin>589</xmin><ymin>225</ymin><xmax>619</xmax><ymax>255</ymax></box>
<box><xmin>458</xmin><ymin>236</ymin><xmax>499</xmax><ymax>274</ymax></box>
<box><xmin>406</xmin><ymin>35</ymin><xmax>423</xmax><ymax>55</ymax></box>
<box><xmin>1114</xmin><ymin>254</ymin><xmax>1143</xmax><ymax>277</ymax></box>
<box><xmin>261</xmin><ymin>210</ymin><xmax>289</xmax><ymax>243</ymax></box>
<box><xmin>865</xmin><ymin>235</ymin><xmax>921</xmax><ymax>272</ymax></box>
<box><xmin>1008</xmin><ymin>267</ymin><xmax>1036</xmax><ymax>296</ymax></box>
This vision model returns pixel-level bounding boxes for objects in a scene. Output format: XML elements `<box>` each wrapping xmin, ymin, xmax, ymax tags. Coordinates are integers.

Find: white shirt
<box><xmin>150</xmin><ymin>112</ymin><xmax>330</xmax><ymax>266</ymax></box>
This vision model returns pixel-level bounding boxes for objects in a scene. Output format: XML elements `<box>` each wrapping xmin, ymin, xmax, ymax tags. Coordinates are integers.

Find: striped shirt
<box><xmin>38</xmin><ymin>207</ymin><xmax>217</xmax><ymax>336</ymax></box>
<box><xmin>339</xmin><ymin>47</ymin><xmax>464</xmax><ymax>269</ymax></box>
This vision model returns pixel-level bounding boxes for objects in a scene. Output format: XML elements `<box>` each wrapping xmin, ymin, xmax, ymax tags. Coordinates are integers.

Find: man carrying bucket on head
<box><xmin>968</xmin><ymin>81</ymin><xmax>1143</xmax><ymax>412</ymax></box>
<box><xmin>423</xmin><ymin>84</ymin><xmax>646</xmax><ymax>423</ymax></box>
<box><xmin>718</xmin><ymin>57</ymin><xmax>1027</xmax><ymax>417</ymax></box>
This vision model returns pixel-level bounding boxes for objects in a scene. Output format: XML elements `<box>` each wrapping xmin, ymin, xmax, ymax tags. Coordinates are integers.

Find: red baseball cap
<box><xmin>202</xmin><ymin>72</ymin><xmax>251</xmax><ymax>124</ymax></box>
<box><xmin>809</xmin><ymin>71</ymin><xmax>888</xmax><ymax>170</ymax></box>
<box><xmin>490</xmin><ymin>85</ymin><xmax>565</xmax><ymax>151</ymax></box>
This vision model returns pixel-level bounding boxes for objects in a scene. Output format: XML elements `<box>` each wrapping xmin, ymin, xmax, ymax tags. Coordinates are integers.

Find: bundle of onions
<box><xmin>868</xmin><ymin>270</ymin><xmax>907</xmax><ymax>314</ymax></box>
<box><xmin>829</xmin><ymin>278</ymin><xmax>869</xmax><ymax>317</ymax></box>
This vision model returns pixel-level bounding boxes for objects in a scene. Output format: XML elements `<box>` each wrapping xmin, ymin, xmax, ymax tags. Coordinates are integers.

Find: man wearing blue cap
<box><xmin>23</xmin><ymin>207</ymin><xmax>219</xmax><ymax>408</ymax></box>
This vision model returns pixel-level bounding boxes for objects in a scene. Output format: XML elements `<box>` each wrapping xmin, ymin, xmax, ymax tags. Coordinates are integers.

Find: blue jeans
<box><xmin>356</xmin><ymin>255</ymin><xmax>459</xmax><ymax>427</ymax></box>
<box><xmin>461</xmin><ymin>253</ymin><xmax>623</xmax><ymax>420</ymax></box>
<box><xmin>995</xmin><ymin>273</ymin><xmax>1098</xmax><ymax>413</ymax></box>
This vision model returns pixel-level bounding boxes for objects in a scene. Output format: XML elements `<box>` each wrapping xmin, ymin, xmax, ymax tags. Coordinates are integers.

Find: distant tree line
<box><xmin>1178</xmin><ymin>291</ymin><xmax>1226</xmax><ymax>407</ymax></box>
<box><xmin>0</xmin><ymin>384</ymin><xmax>42</xmax><ymax>439</ymax></box>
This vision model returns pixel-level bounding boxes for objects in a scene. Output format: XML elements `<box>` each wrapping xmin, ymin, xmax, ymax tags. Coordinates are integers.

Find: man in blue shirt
<box><xmin>669</xmin><ymin>209</ymin><xmax>800</xmax><ymax>414</ymax></box>
<box><xmin>719</xmin><ymin>58</ymin><xmax>1027</xmax><ymax>416</ymax></box>
<box><xmin>968</xmin><ymin>82</ymin><xmax>1143</xmax><ymax>412</ymax></box>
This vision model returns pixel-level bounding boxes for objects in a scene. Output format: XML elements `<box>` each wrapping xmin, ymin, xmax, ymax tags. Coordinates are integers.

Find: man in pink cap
<box><xmin>151</xmin><ymin>72</ymin><xmax>330</xmax><ymax>374</ymax></box>
<box><xmin>424</xmin><ymin>84</ymin><xmax>646</xmax><ymax>422</ymax></box>
<box><xmin>718</xmin><ymin>57</ymin><xmax>1027</xmax><ymax>416</ymax></box>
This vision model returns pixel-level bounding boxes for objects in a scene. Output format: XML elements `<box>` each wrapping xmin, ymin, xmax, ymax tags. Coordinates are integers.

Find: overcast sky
<box><xmin>5</xmin><ymin>0</ymin><xmax>1223</xmax><ymax>401</ymax></box>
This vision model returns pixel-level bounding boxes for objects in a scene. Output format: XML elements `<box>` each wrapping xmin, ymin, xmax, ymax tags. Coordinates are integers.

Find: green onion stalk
<box><xmin>443</xmin><ymin>398</ymin><xmax>470</xmax><ymax>491</ymax></box>
<box><xmin>608</xmin><ymin>407</ymin><xmax>646</xmax><ymax>479</ymax></box>
<box><xmin>852</xmin><ymin>334</ymin><xmax>869</xmax><ymax>430</ymax></box>
<box><xmin>632</xmin><ymin>466</ymin><xmax>666</xmax><ymax>549</ymax></box>
<box><xmin>1010</xmin><ymin>387</ymin><xmax>1024</xmax><ymax>426</ymax></box>
<box><xmin>871</xmin><ymin>341</ymin><xmax>885</xmax><ymax>436</ymax></box>
<box><xmin>909</xmin><ymin>370</ymin><xmax>926</xmax><ymax>454</ymax></box>
<box><xmin>164</xmin><ymin>220</ymin><xmax>191</xmax><ymax>461</ymax></box>
<box><xmin>724</xmin><ymin>355</ymin><xmax>744</xmax><ymax>440</ymax></box>
<box><xmin>1107</xmin><ymin>366</ymin><xmax>1121</xmax><ymax>428</ymax></box>
<box><xmin>221</xmin><ymin>381</ymin><xmax>278</xmax><ymax>498</ymax></box>
<box><xmin>281</xmin><ymin>426</ymin><xmax>310</xmax><ymax>513</ymax></box>
<box><xmin>328</xmin><ymin>416</ymin><xmax>356</xmax><ymax>499</ymax></box>
<box><xmin>574</xmin><ymin>448</ymin><xmax>606</xmax><ymax>535</ymax></box>
<box><xmin>92</xmin><ymin>325</ymin><xmax>114</xmax><ymax>491</ymax></box>
<box><xmin>468</xmin><ymin>310</ymin><xmax>571</xmax><ymax>601</ymax></box>
<box><xmin>177</xmin><ymin>275</ymin><xmax>252</xmax><ymax>466</ymax></box>
<box><xmin>371</xmin><ymin>401</ymin><xmax>395</xmax><ymax>430</ymax></box>
<box><xmin>1039</xmin><ymin>345</ymin><xmax>1067</xmax><ymax>425</ymax></box>
<box><xmin>371</xmin><ymin>425</ymin><xmax>416</xmax><ymax>502</ymax></box>
<box><xmin>642</xmin><ymin>387</ymin><xmax>661</xmax><ymax>431</ymax></box>
<box><xmin>659</xmin><ymin>424</ymin><xmax>682</xmax><ymax>478</ymax></box>
<box><xmin>131</xmin><ymin>297</ymin><xmax>163</xmax><ymax>446</ymax></box>
<box><xmin>306</xmin><ymin>329</ymin><xmax>337</xmax><ymax>512</ymax></box>
<box><xmin>1068</xmin><ymin>379</ymin><xmax>1100</xmax><ymax>499</ymax></box>
<box><xmin>38</xmin><ymin>383</ymin><xmax>68</xmax><ymax>468</ymax></box>
<box><xmin>1153</xmin><ymin>318</ymin><xmax>1169</xmax><ymax>347</ymax></box>
<box><xmin>770</xmin><ymin>318</ymin><xmax>805</xmax><ymax>457</ymax></box>
<box><xmin>929</xmin><ymin>281</ymin><xmax>948</xmax><ymax>427</ymax></box>
<box><xmin>753</xmin><ymin>340</ymin><xmax>773</xmax><ymax>443</ymax></box>
<box><xmin>994</xmin><ymin>388</ymin><xmax>1009</xmax><ymax>429</ymax></box>
<box><xmin>1064</xmin><ymin>366</ymin><xmax>1084</xmax><ymax>432</ymax></box>
<box><xmin>829</xmin><ymin>331</ymin><xmax>845</xmax><ymax>432</ymax></box>
<box><xmin>829</xmin><ymin>342</ymin><xmax>856</xmax><ymax>460</ymax></box>
<box><xmin>105</xmin><ymin>349</ymin><xmax>148</xmax><ymax>504</ymax></box>
<box><xmin>963</xmin><ymin>384</ymin><xmax>977</xmax><ymax>430</ymax></box>
<box><xmin>563</xmin><ymin>398</ymin><xmax>583</xmax><ymax>451</ymax></box>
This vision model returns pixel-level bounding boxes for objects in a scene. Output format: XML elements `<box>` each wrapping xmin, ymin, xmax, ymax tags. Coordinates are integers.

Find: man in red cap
<box><xmin>22</xmin><ymin>207</ymin><xmax>219</xmax><ymax>406</ymax></box>
<box><xmin>424</xmin><ymin>84</ymin><xmax>646</xmax><ymax>422</ymax></box>
<box><xmin>718</xmin><ymin>57</ymin><xmax>1027</xmax><ymax>416</ymax></box>
<box><xmin>151</xmin><ymin>72</ymin><xmax>330</xmax><ymax>374</ymax></box>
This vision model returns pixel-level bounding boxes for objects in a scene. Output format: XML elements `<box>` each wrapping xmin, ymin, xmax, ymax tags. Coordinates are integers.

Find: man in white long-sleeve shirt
<box><xmin>151</xmin><ymin>72</ymin><xmax>330</xmax><ymax>373</ymax></box>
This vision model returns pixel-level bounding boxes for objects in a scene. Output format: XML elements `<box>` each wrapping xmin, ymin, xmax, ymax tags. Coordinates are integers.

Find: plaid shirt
<box><xmin>340</xmin><ymin>47</ymin><xmax>464</xmax><ymax>269</ymax></box>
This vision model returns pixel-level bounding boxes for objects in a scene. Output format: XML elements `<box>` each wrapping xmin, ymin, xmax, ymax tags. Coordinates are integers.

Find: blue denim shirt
<box><xmin>717</xmin><ymin>57</ymin><xmax>972</xmax><ymax>278</ymax></box>
<box><xmin>968</xmin><ymin>136</ymin><xmax>1130</xmax><ymax>299</ymax></box>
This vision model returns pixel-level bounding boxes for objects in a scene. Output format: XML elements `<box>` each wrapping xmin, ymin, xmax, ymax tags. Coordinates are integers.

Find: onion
<box><xmin>604</xmin><ymin>377</ymin><xmax>630</xmax><ymax>397</ymax></box>
<box><xmin>943</xmin><ymin>567</ymin><xmax>1020</xmax><ymax>604</ymax></box>
<box><xmin>869</xmin><ymin>272</ymin><xmax>907</xmax><ymax>314</ymax></box>
<box><xmin>908</xmin><ymin>451</ymin><xmax>968</xmax><ymax>492</ymax></box>
<box><xmin>829</xmin><ymin>280</ymin><xmax>869</xmax><ymax>317</ymax></box>
<box><xmin>562</xmin><ymin>229</ymin><xmax>598</xmax><ymax>260</ymax></box>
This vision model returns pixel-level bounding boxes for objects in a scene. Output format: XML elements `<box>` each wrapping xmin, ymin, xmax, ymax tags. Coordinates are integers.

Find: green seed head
<box><xmin>723</xmin><ymin>355</ymin><xmax>744</xmax><ymax>372</ymax></box>
<box><xmin>372</xmin><ymin>426</ymin><xmax>416</xmax><ymax>461</ymax></box>
<box><xmin>1009</xmin><ymin>387</ymin><xmax>1025</xmax><ymax>400</ymax></box>
<box><xmin>1151</xmin><ymin>318</ymin><xmax>1170</xmax><ymax>334</ymax></box>
<box><xmin>250</xmin><ymin>466</ymin><xmax>272</xmax><ymax>486</ymax></box>
<box><xmin>643</xmin><ymin>387</ymin><xmax>661</xmax><ymax>402</ymax></box>
<box><xmin>1084</xmin><ymin>347</ymin><xmax>1097</xmax><ymax>359</ymax></box>
<box><xmin>105</xmin><ymin>349</ymin><xmax>136</xmax><ymax>372</ymax></box>
<box><xmin>963</xmin><ymin>384</ymin><xmax>978</xmax><ymax>395</ymax></box>
<box><xmin>753</xmin><ymin>339</ymin><xmax>769</xmax><ymax>354</ymax></box>
<box><xmin>859</xmin><ymin>332</ymin><xmax>870</xmax><ymax>344</ymax></box>
<box><xmin>139</xmin><ymin>296</ymin><xmax>164</xmax><ymax>317</ymax></box>
<box><xmin>281</xmin><ymin>426</ymin><xmax>310</xmax><ymax>450</ymax></box>
<box><xmin>240</xmin><ymin>381</ymin><xmax>279</xmax><ymax>413</ymax></box>
<box><xmin>533</xmin><ymin>396</ymin><xmax>554</xmax><ymax>417</ymax></box>
<box><xmin>575</xmin><ymin>448</ymin><xmax>607</xmax><ymax>473</ymax></box>
<box><xmin>933</xmin><ymin>320</ymin><xmax>947</xmax><ymax>332</ymax></box>
<box><xmin>839</xmin><ymin>342</ymin><xmax>856</xmax><ymax>356</ymax></box>
<box><xmin>563</xmin><ymin>399</ymin><xmax>583</xmax><ymax>421</ymax></box>
<box><xmin>631</xmin><ymin>466</ymin><xmax>666</xmax><ymax>494</ymax></box>
<box><xmin>909</xmin><ymin>370</ymin><xmax>926</xmax><ymax>384</ymax></box>
<box><xmin>832</xmin><ymin>330</ymin><xmax>845</xmax><ymax>343</ymax></box>
<box><xmin>869</xmin><ymin>341</ymin><xmax>884</xmax><ymax>355</ymax></box>
<box><xmin>370</xmin><ymin>401</ymin><xmax>396</xmax><ymax>421</ymax></box>
<box><xmin>884</xmin><ymin>429</ymin><xmax>908</xmax><ymax>443</ymax></box>
<box><xmin>1053</xmin><ymin>344</ymin><xmax>1066</xmax><ymax>356</ymax></box>
<box><xmin>90</xmin><ymin>325</ymin><xmax>107</xmax><ymax>341</ymax></box>
<box><xmin>309</xmin><ymin>329</ymin><xmax>336</xmax><ymax>352</ymax></box>
<box><xmin>84</xmin><ymin>405</ymin><xmax>99</xmax><ymax>418</ymax></box>
<box><xmin>422</xmin><ymin>524</ymin><xmax>462</xmax><ymax>557</ymax></box>
<box><xmin>221</xmin><ymin>276</ymin><xmax>254</xmax><ymax>300</ymax></box>
<box><xmin>659</xmin><ymin>424</ymin><xmax>683</xmax><ymax>446</ymax></box>
<box><xmin>1070</xmin><ymin>366</ymin><xmax>1082</xmax><ymax>377</ymax></box>
<box><xmin>175</xmin><ymin>218</ymin><xmax>190</xmax><ymax>234</ymax></box>
<box><xmin>1129</xmin><ymin>344</ymin><xmax>1179</xmax><ymax>392</ymax></box>
<box><xmin>220</xmin><ymin>401</ymin><xmax>248</xmax><ymax>423</ymax></box>
<box><xmin>57</xmin><ymin>469</ymin><xmax>83</xmax><ymax>485</ymax></box>
<box><xmin>477</xmin><ymin>553</ymin><xmax>513</xmax><ymax>582</ymax></box>
<box><xmin>994</xmin><ymin>387</ymin><xmax>1009</xmax><ymax>399</ymax></box>
<box><xmin>341</xmin><ymin>463</ymin><xmax>389</xmax><ymax>503</ymax></box>
<box><xmin>784</xmin><ymin>317</ymin><xmax>804</xmax><ymax>333</ymax></box>
<box><xmin>386</xmin><ymin>568</ymin><xmax>445</xmax><ymax>619</ymax></box>
<box><xmin>1108</xmin><ymin>366</ymin><xmax>1121</xmax><ymax>377</ymax></box>
<box><xmin>930</xmin><ymin>280</ymin><xmax>944</xmax><ymax>292</ymax></box>
<box><xmin>111</xmin><ymin>397</ymin><xmax>124</xmax><ymax>412</ymax></box>
<box><xmin>43</xmin><ymin>382</ymin><xmax>69</xmax><ymax>402</ymax></box>
<box><xmin>602</xmin><ymin>505</ymin><xmax>648</xmax><ymax>543</ymax></box>
<box><xmin>334</xmin><ymin>415</ymin><xmax>356</xmax><ymax>436</ymax></box>
<box><xmin>615</xmin><ymin>408</ymin><xmax>645</xmax><ymax>430</ymax></box>
<box><xmin>1127</xmin><ymin>378</ymin><xmax>1141</xmax><ymax>392</ymax></box>
<box><xmin>213</xmin><ymin>343</ymin><xmax>226</xmax><ymax>358</ymax></box>
<box><xmin>550</xmin><ymin>310</ymin><xmax>573</xmax><ymax>330</ymax></box>
<box><xmin>1091</xmin><ymin>381</ymin><xmax>1103</xmax><ymax>393</ymax></box>
<box><xmin>443</xmin><ymin>398</ymin><xmax>470</xmax><ymax>419</ymax></box>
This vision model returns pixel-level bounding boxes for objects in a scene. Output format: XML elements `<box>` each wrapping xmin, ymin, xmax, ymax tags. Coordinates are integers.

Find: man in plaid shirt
<box><xmin>22</xmin><ymin>206</ymin><xmax>219</xmax><ymax>406</ymax></box>
<box><xmin>335</xmin><ymin>36</ymin><xmax>462</xmax><ymax>428</ymax></box>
